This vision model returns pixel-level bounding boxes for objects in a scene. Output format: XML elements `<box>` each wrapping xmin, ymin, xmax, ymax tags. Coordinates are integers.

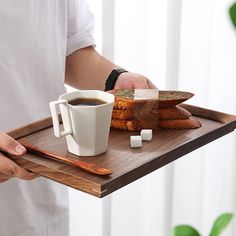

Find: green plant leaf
<box><xmin>171</xmin><ymin>225</ymin><xmax>201</xmax><ymax>236</ymax></box>
<box><xmin>229</xmin><ymin>2</ymin><xmax>236</xmax><ymax>29</ymax></box>
<box><xmin>209</xmin><ymin>213</ymin><xmax>234</xmax><ymax>236</ymax></box>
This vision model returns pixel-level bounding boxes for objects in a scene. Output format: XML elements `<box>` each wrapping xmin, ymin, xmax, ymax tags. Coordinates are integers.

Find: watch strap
<box><xmin>105</xmin><ymin>68</ymin><xmax>128</xmax><ymax>91</ymax></box>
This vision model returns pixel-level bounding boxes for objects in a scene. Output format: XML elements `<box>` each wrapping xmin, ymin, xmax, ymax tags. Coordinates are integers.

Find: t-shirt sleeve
<box><xmin>67</xmin><ymin>0</ymin><xmax>96</xmax><ymax>56</ymax></box>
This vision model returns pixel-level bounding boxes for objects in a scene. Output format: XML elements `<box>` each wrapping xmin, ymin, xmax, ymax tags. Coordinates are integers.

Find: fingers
<box><xmin>115</xmin><ymin>72</ymin><xmax>157</xmax><ymax>90</ymax></box>
<box><xmin>147</xmin><ymin>79</ymin><xmax>157</xmax><ymax>89</ymax></box>
<box><xmin>0</xmin><ymin>153</ymin><xmax>37</xmax><ymax>180</ymax></box>
<box><xmin>133</xmin><ymin>79</ymin><xmax>149</xmax><ymax>89</ymax></box>
<box><xmin>0</xmin><ymin>131</ymin><xmax>26</xmax><ymax>156</ymax></box>
<box><xmin>114</xmin><ymin>77</ymin><xmax>134</xmax><ymax>90</ymax></box>
<box><xmin>0</xmin><ymin>132</ymin><xmax>38</xmax><ymax>182</ymax></box>
<box><xmin>133</xmin><ymin>78</ymin><xmax>157</xmax><ymax>89</ymax></box>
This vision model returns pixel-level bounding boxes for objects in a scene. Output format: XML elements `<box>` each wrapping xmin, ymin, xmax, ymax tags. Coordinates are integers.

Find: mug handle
<box><xmin>49</xmin><ymin>100</ymin><xmax>72</xmax><ymax>137</ymax></box>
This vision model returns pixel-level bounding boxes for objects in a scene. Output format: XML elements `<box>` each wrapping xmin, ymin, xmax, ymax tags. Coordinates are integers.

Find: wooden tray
<box><xmin>8</xmin><ymin>104</ymin><xmax>236</xmax><ymax>198</ymax></box>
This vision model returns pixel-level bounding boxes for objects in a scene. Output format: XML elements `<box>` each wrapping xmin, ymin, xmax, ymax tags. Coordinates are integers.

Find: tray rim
<box><xmin>7</xmin><ymin>104</ymin><xmax>236</xmax><ymax>198</ymax></box>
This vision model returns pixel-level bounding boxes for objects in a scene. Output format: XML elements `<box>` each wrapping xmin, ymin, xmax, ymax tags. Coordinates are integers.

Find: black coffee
<box><xmin>68</xmin><ymin>98</ymin><xmax>107</xmax><ymax>106</ymax></box>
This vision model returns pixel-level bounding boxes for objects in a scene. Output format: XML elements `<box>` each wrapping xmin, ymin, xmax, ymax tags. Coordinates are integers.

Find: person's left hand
<box><xmin>114</xmin><ymin>72</ymin><xmax>157</xmax><ymax>89</ymax></box>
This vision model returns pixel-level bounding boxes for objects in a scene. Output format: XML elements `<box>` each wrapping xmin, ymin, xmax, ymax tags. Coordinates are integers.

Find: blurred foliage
<box><xmin>171</xmin><ymin>213</ymin><xmax>233</xmax><ymax>236</ymax></box>
<box><xmin>229</xmin><ymin>2</ymin><xmax>236</xmax><ymax>28</ymax></box>
<box><xmin>171</xmin><ymin>225</ymin><xmax>200</xmax><ymax>236</ymax></box>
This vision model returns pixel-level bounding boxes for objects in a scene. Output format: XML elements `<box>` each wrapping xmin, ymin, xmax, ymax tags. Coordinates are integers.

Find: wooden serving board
<box><xmin>8</xmin><ymin>104</ymin><xmax>236</xmax><ymax>198</ymax></box>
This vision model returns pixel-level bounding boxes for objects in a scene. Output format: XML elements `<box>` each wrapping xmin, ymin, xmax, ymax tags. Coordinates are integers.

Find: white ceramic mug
<box><xmin>49</xmin><ymin>90</ymin><xmax>114</xmax><ymax>156</ymax></box>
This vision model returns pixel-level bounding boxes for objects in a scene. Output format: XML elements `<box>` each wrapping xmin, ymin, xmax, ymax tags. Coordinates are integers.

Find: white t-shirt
<box><xmin>0</xmin><ymin>1</ymin><xmax>95</xmax><ymax>235</ymax></box>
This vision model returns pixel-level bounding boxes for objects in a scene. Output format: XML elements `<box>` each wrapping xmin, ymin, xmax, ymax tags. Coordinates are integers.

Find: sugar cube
<box><xmin>141</xmin><ymin>129</ymin><xmax>152</xmax><ymax>141</ymax></box>
<box><xmin>130</xmin><ymin>136</ymin><xmax>142</xmax><ymax>148</ymax></box>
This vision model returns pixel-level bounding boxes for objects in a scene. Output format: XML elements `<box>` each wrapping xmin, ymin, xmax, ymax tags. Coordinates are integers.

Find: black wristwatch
<box><xmin>105</xmin><ymin>68</ymin><xmax>128</xmax><ymax>91</ymax></box>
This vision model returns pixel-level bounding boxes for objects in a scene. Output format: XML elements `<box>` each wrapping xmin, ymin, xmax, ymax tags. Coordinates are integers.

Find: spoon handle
<box><xmin>20</xmin><ymin>142</ymin><xmax>112</xmax><ymax>176</ymax></box>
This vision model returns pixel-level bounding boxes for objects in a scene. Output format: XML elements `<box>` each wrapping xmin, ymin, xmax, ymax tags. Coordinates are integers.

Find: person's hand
<box><xmin>0</xmin><ymin>132</ymin><xmax>37</xmax><ymax>183</ymax></box>
<box><xmin>114</xmin><ymin>72</ymin><xmax>157</xmax><ymax>89</ymax></box>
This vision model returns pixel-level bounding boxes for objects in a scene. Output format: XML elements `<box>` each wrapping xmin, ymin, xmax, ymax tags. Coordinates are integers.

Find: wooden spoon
<box><xmin>20</xmin><ymin>141</ymin><xmax>113</xmax><ymax>176</ymax></box>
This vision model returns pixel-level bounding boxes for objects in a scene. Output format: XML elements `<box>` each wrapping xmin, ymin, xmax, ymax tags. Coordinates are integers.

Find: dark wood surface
<box><xmin>8</xmin><ymin>105</ymin><xmax>236</xmax><ymax>198</ymax></box>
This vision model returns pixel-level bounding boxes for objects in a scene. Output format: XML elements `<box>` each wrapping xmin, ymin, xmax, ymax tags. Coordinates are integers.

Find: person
<box><xmin>0</xmin><ymin>0</ymin><xmax>156</xmax><ymax>235</ymax></box>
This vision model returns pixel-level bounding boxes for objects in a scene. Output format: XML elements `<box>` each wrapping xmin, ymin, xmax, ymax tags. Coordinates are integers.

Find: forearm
<box><xmin>65</xmin><ymin>46</ymin><xmax>117</xmax><ymax>90</ymax></box>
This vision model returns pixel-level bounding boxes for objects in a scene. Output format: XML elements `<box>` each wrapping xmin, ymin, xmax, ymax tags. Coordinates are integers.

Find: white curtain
<box><xmin>69</xmin><ymin>0</ymin><xmax>236</xmax><ymax>235</ymax></box>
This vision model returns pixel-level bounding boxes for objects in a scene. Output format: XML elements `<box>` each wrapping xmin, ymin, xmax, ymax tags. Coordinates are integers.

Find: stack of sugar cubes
<box><xmin>130</xmin><ymin>129</ymin><xmax>152</xmax><ymax>148</ymax></box>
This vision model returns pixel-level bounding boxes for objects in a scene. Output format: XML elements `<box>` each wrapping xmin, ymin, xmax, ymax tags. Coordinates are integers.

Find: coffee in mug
<box><xmin>68</xmin><ymin>98</ymin><xmax>107</xmax><ymax>107</ymax></box>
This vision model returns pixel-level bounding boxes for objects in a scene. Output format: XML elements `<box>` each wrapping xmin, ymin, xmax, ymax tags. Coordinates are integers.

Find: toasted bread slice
<box><xmin>112</xmin><ymin>109</ymin><xmax>134</xmax><ymax>120</ymax></box>
<box><xmin>111</xmin><ymin>117</ymin><xmax>201</xmax><ymax>131</ymax></box>
<box><xmin>158</xmin><ymin>118</ymin><xmax>202</xmax><ymax>129</ymax></box>
<box><xmin>111</xmin><ymin>119</ymin><xmax>158</xmax><ymax>131</ymax></box>
<box><xmin>111</xmin><ymin>119</ymin><xmax>142</xmax><ymax>131</ymax></box>
<box><xmin>113</xmin><ymin>89</ymin><xmax>159</xmax><ymax>110</ymax></box>
<box><xmin>159</xmin><ymin>91</ymin><xmax>194</xmax><ymax>108</ymax></box>
<box><xmin>158</xmin><ymin>106</ymin><xmax>192</xmax><ymax>120</ymax></box>
<box><xmin>112</xmin><ymin>106</ymin><xmax>192</xmax><ymax>120</ymax></box>
<box><xmin>113</xmin><ymin>89</ymin><xmax>194</xmax><ymax>109</ymax></box>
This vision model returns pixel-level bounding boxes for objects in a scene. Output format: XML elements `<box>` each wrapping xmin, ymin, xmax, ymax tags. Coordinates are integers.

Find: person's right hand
<box><xmin>0</xmin><ymin>132</ymin><xmax>37</xmax><ymax>183</ymax></box>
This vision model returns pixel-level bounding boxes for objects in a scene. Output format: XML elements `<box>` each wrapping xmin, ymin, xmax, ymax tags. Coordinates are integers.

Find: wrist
<box><xmin>104</xmin><ymin>68</ymin><xmax>128</xmax><ymax>91</ymax></box>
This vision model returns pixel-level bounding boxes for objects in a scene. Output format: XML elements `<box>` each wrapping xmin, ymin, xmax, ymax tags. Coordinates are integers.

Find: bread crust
<box><xmin>112</xmin><ymin>106</ymin><xmax>192</xmax><ymax>120</ymax></box>
<box><xmin>111</xmin><ymin>117</ymin><xmax>202</xmax><ymax>131</ymax></box>
<box><xmin>158</xmin><ymin>118</ymin><xmax>202</xmax><ymax>129</ymax></box>
<box><xmin>113</xmin><ymin>89</ymin><xmax>194</xmax><ymax>109</ymax></box>
<box><xmin>158</xmin><ymin>106</ymin><xmax>191</xmax><ymax>120</ymax></box>
<box><xmin>111</xmin><ymin>119</ymin><xmax>142</xmax><ymax>131</ymax></box>
<box><xmin>112</xmin><ymin>109</ymin><xmax>134</xmax><ymax>120</ymax></box>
